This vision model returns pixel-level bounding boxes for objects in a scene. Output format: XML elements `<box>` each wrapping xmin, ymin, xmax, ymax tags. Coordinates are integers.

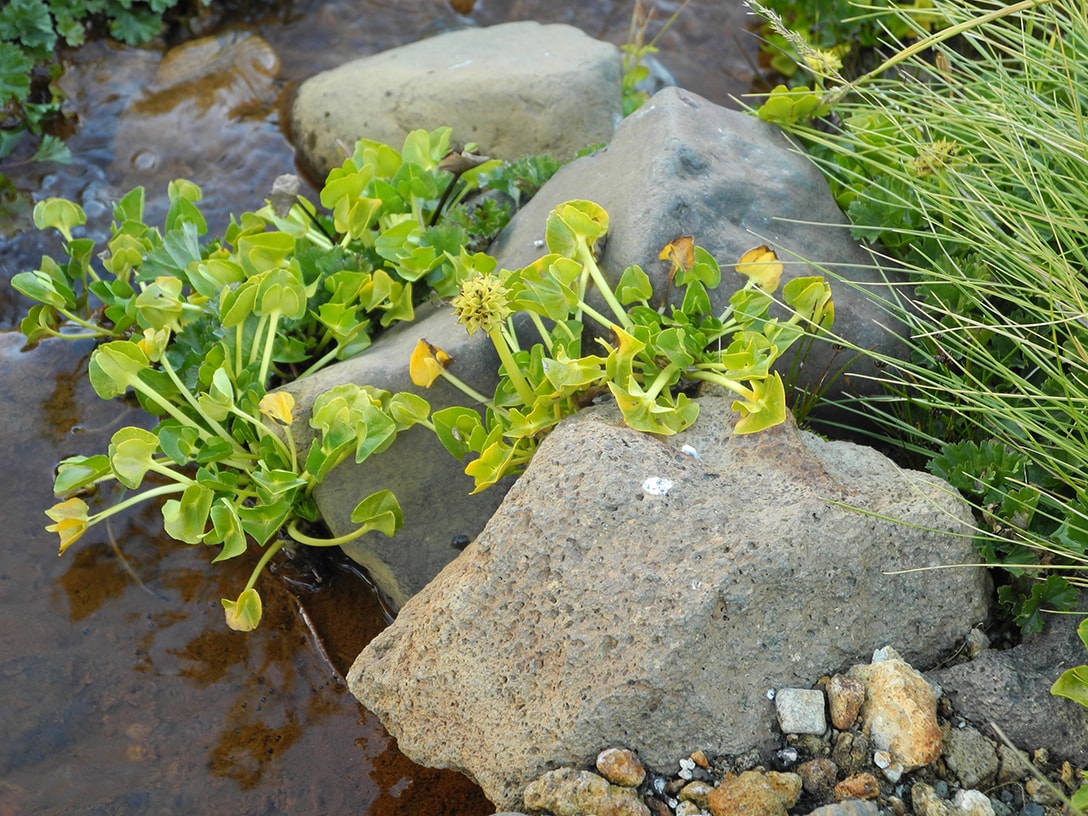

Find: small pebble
<box><xmin>596</xmin><ymin>747</ymin><xmax>646</xmax><ymax>788</ymax></box>
<box><xmin>775</xmin><ymin>687</ymin><xmax>827</xmax><ymax>735</ymax></box>
<box><xmin>834</xmin><ymin>772</ymin><xmax>881</xmax><ymax>801</ymax></box>
<box><xmin>691</xmin><ymin>750</ymin><xmax>709</xmax><ymax>769</ymax></box>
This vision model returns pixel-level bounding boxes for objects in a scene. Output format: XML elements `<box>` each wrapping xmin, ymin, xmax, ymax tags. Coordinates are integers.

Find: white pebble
<box><xmin>641</xmin><ymin>476</ymin><xmax>674</xmax><ymax>496</ymax></box>
<box><xmin>680</xmin><ymin>444</ymin><xmax>701</xmax><ymax>460</ymax></box>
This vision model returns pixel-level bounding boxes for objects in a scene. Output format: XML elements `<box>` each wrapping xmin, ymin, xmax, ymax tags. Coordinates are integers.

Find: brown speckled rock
<box><xmin>523</xmin><ymin>768</ymin><xmax>649</xmax><ymax>816</ymax></box>
<box><xmin>828</xmin><ymin>674</ymin><xmax>866</xmax><ymax>731</ymax></box>
<box><xmin>707</xmin><ymin>771</ymin><xmax>801</xmax><ymax>816</ymax></box>
<box><xmin>597</xmin><ymin>748</ymin><xmax>646</xmax><ymax>788</ymax></box>
<box><xmin>849</xmin><ymin>648</ymin><xmax>942</xmax><ymax>770</ymax></box>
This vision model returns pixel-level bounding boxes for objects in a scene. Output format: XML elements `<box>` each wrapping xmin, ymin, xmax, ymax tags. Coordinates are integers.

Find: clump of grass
<box><xmin>753</xmin><ymin>0</ymin><xmax>1088</xmax><ymax>633</ymax></box>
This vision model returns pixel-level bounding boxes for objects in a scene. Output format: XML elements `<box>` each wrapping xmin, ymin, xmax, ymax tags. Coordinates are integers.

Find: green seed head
<box><xmin>452</xmin><ymin>272</ymin><xmax>512</xmax><ymax>335</ymax></box>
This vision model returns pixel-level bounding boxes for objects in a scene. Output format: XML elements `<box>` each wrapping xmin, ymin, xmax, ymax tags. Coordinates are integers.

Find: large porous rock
<box><xmin>489</xmin><ymin>86</ymin><xmax>910</xmax><ymax>425</ymax></box>
<box><xmin>279</xmin><ymin>303</ymin><xmax>515</xmax><ymax>610</ymax></box>
<box><xmin>348</xmin><ymin>397</ymin><xmax>991</xmax><ymax>810</ymax></box>
<box><xmin>290</xmin><ymin>21</ymin><xmax>622</xmax><ymax>182</ymax></box>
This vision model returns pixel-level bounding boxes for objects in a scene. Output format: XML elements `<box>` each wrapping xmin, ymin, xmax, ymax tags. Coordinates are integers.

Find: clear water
<box><xmin>0</xmin><ymin>2</ymin><xmax>760</xmax><ymax>812</ymax></box>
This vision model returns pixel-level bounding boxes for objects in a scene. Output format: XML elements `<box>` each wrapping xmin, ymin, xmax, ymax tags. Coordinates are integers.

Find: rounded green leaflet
<box><xmin>33</xmin><ymin>197</ymin><xmax>86</xmax><ymax>243</ymax></box>
<box><xmin>108</xmin><ymin>426</ymin><xmax>161</xmax><ymax>489</ymax></box>
<box><xmin>88</xmin><ymin>340</ymin><xmax>150</xmax><ymax>399</ymax></box>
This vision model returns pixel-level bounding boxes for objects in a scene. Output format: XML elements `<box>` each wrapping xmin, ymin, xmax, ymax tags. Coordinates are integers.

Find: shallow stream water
<box><xmin>0</xmin><ymin>2</ymin><xmax>761</xmax><ymax>812</ymax></box>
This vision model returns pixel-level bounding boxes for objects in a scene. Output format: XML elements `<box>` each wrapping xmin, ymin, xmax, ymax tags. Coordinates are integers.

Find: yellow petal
<box><xmin>736</xmin><ymin>245</ymin><xmax>783</xmax><ymax>292</ymax></box>
<box><xmin>409</xmin><ymin>339</ymin><xmax>452</xmax><ymax>388</ymax></box>
<box><xmin>46</xmin><ymin>497</ymin><xmax>90</xmax><ymax>555</ymax></box>
<box><xmin>259</xmin><ymin>391</ymin><xmax>295</xmax><ymax>425</ymax></box>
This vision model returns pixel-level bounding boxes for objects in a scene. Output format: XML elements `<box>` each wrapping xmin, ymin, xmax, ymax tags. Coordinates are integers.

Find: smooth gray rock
<box><xmin>279</xmin><ymin>302</ymin><xmax>515</xmax><ymax>610</ymax></box>
<box><xmin>929</xmin><ymin>590</ymin><xmax>1088</xmax><ymax>765</ymax></box>
<box><xmin>348</xmin><ymin>396</ymin><xmax>991</xmax><ymax>811</ymax></box>
<box><xmin>490</xmin><ymin>86</ymin><xmax>911</xmax><ymax>428</ymax></box>
<box><xmin>290</xmin><ymin>21</ymin><xmax>622</xmax><ymax>181</ymax></box>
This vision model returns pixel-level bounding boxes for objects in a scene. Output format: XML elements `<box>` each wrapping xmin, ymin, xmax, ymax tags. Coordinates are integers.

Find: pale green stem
<box><xmin>258</xmin><ymin>310</ymin><xmax>281</xmax><ymax>386</ymax></box>
<box><xmin>87</xmin><ymin>482</ymin><xmax>188</xmax><ymax>526</ymax></box>
<box><xmin>643</xmin><ymin>363</ymin><xmax>681</xmax><ymax>402</ymax></box>
<box><xmin>687</xmin><ymin>369</ymin><xmax>756</xmax><ymax>401</ymax></box>
<box><xmin>250</xmin><ymin>313</ymin><xmax>270</xmax><ymax>367</ymax></box>
<box><xmin>286</xmin><ymin>519</ymin><xmax>381</xmax><ymax>547</ymax></box>
<box><xmin>241</xmin><ymin>538</ymin><xmax>287</xmax><ymax>593</ymax></box>
<box><xmin>577</xmin><ymin>240</ymin><xmax>631</xmax><ymax>330</ymax></box>
<box><xmin>158</xmin><ymin>353</ymin><xmax>246</xmax><ymax>454</ymax></box>
<box><xmin>488</xmin><ymin>327</ymin><xmax>536</xmax><ymax>407</ymax></box>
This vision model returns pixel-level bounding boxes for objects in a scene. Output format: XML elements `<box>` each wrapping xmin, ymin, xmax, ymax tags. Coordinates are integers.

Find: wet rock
<box><xmin>112</xmin><ymin>31</ymin><xmax>285</xmax><ymax>195</ymax></box>
<box><xmin>597</xmin><ymin>748</ymin><xmax>646</xmax><ymax>788</ymax></box>
<box><xmin>928</xmin><ymin>590</ymin><xmax>1088</xmax><ymax>765</ymax></box>
<box><xmin>522</xmin><ymin>768</ymin><xmax>649</xmax><ymax>816</ymax></box>
<box><xmin>942</xmin><ymin>723</ymin><xmax>999</xmax><ymax>789</ymax></box>
<box><xmin>348</xmin><ymin>398</ymin><xmax>990</xmax><ymax>809</ymax></box>
<box><xmin>828</xmin><ymin>674</ymin><xmax>866</xmax><ymax>731</ymax></box>
<box><xmin>706</xmin><ymin>771</ymin><xmax>801</xmax><ymax>816</ymax></box>
<box><xmin>490</xmin><ymin>86</ymin><xmax>913</xmax><ymax>428</ymax></box>
<box><xmin>849</xmin><ymin>647</ymin><xmax>942</xmax><ymax>771</ymax></box>
<box><xmin>775</xmin><ymin>688</ymin><xmax>827</xmax><ymax>735</ymax></box>
<box><xmin>798</xmin><ymin>758</ymin><xmax>840</xmax><ymax>798</ymax></box>
<box><xmin>291</xmin><ymin>21</ymin><xmax>621</xmax><ymax>181</ymax></box>
<box><xmin>833</xmin><ymin>772</ymin><xmax>881</xmax><ymax>801</ymax></box>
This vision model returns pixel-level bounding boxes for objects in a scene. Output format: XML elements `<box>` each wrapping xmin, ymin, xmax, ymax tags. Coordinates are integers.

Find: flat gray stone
<box><xmin>290</xmin><ymin>21</ymin><xmax>622</xmax><ymax>181</ymax></box>
<box><xmin>348</xmin><ymin>397</ymin><xmax>992</xmax><ymax>810</ymax></box>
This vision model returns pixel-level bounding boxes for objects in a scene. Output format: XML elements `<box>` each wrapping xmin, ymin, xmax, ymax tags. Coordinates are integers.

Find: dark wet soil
<box><xmin>0</xmin><ymin>2</ymin><xmax>764</xmax><ymax>812</ymax></box>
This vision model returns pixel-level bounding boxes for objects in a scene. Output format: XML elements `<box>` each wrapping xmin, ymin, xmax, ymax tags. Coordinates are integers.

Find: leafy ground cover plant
<box><xmin>18</xmin><ymin>125</ymin><xmax>834</xmax><ymax>631</ymax></box>
<box><xmin>750</xmin><ymin>0</ymin><xmax>1088</xmax><ymax>765</ymax></box>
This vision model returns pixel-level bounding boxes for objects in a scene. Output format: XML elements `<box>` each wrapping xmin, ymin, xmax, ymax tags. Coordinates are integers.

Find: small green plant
<box><xmin>20</xmin><ymin>142</ymin><xmax>833</xmax><ymax>629</ymax></box>
<box><xmin>19</xmin><ymin>126</ymin><xmax>553</xmax><ymax>630</ymax></box>
<box><xmin>619</xmin><ymin>0</ymin><xmax>692</xmax><ymax>116</ymax></box>
<box><xmin>412</xmin><ymin>205</ymin><xmax>834</xmax><ymax>492</ymax></box>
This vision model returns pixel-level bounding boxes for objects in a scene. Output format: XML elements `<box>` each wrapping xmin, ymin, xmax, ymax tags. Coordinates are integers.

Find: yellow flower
<box><xmin>909</xmin><ymin>139</ymin><xmax>968</xmax><ymax>177</ymax></box>
<box><xmin>46</xmin><ymin>497</ymin><xmax>90</xmax><ymax>555</ymax></box>
<box><xmin>409</xmin><ymin>339</ymin><xmax>453</xmax><ymax>388</ymax></box>
<box><xmin>451</xmin><ymin>273</ymin><xmax>511</xmax><ymax>336</ymax></box>
<box><xmin>258</xmin><ymin>391</ymin><xmax>295</xmax><ymax>425</ymax></box>
<box><xmin>804</xmin><ymin>48</ymin><xmax>843</xmax><ymax>79</ymax></box>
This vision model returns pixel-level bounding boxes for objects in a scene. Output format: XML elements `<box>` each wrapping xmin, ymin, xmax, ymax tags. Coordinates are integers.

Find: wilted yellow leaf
<box><xmin>735</xmin><ymin>245</ymin><xmax>783</xmax><ymax>292</ymax></box>
<box><xmin>659</xmin><ymin>235</ymin><xmax>695</xmax><ymax>272</ymax></box>
<box><xmin>409</xmin><ymin>338</ymin><xmax>452</xmax><ymax>388</ymax></box>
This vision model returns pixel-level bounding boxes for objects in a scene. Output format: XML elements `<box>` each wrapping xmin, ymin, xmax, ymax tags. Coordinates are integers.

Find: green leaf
<box><xmin>1052</xmin><ymin>664</ymin><xmax>1088</xmax><ymax>710</ymax></box>
<box><xmin>161</xmin><ymin>483</ymin><xmax>214</xmax><ymax>544</ymax></box>
<box><xmin>0</xmin><ymin>42</ymin><xmax>32</xmax><ymax>104</ymax></box>
<box><xmin>387</xmin><ymin>392</ymin><xmax>431</xmax><ymax>429</ymax></box>
<box><xmin>31</xmin><ymin>135</ymin><xmax>73</xmax><ymax>165</ymax></box>
<box><xmin>732</xmin><ymin>373</ymin><xmax>787</xmax><ymax>434</ymax></box>
<box><xmin>616</xmin><ymin>264</ymin><xmax>654</xmax><ymax>304</ymax></box>
<box><xmin>0</xmin><ymin>0</ymin><xmax>55</xmax><ymax>51</ymax></box>
<box><xmin>208</xmin><ymin>500</ymin><xmax>248</xmax><ymax>562</ymax></box>
<box><xmin>222</xmin><ymin>588</ymin><xmax>262</xmax><ymax>631</ymax></box>
<box><xmin>431</xmin><ymin>406</ymin><xmax>484</xmax><ymax>460</ymax></box>
<box><xmin>349</xmin><ymin>489</ymin><xmax>404</xmax><ymax>537</ymax></box>
<box><xmin>108</xmin><ymin>426</ymin><xmax>161</xmax><ymax>489</ymax></box>
<box><xmin>33</xmin><ymin>197</ymin><xmax>86</xmax><ymax>243</ymax></box>
<box><xmin>54</xmin><ymin>454</ymin><xmax>111</xmax><ymax>494</ymax></box>
<box><xmin>11</xmin><ymin>269</ymin><xmax>74</xmax><ymax>309</ymax></box>
<box><xmin>88</xmin><ymin>341</ymin><xmax>149</xmax><ymax>399</ymax></box>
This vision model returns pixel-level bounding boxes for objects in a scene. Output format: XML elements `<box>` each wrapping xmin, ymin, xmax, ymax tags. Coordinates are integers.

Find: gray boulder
<box><xmin>490</xmin><ymin>86</ymin><xmax>911</xmax><ymax>424</ymax></box>
<box><xmin>348</xmin><ymin>397</ymin><xmax>991</xmax><ymax>811</ymax></box>
<box><xmin>290</xmin><ymin>21</ymin><xmax>622</xmax><ymax>181</ymax></box>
